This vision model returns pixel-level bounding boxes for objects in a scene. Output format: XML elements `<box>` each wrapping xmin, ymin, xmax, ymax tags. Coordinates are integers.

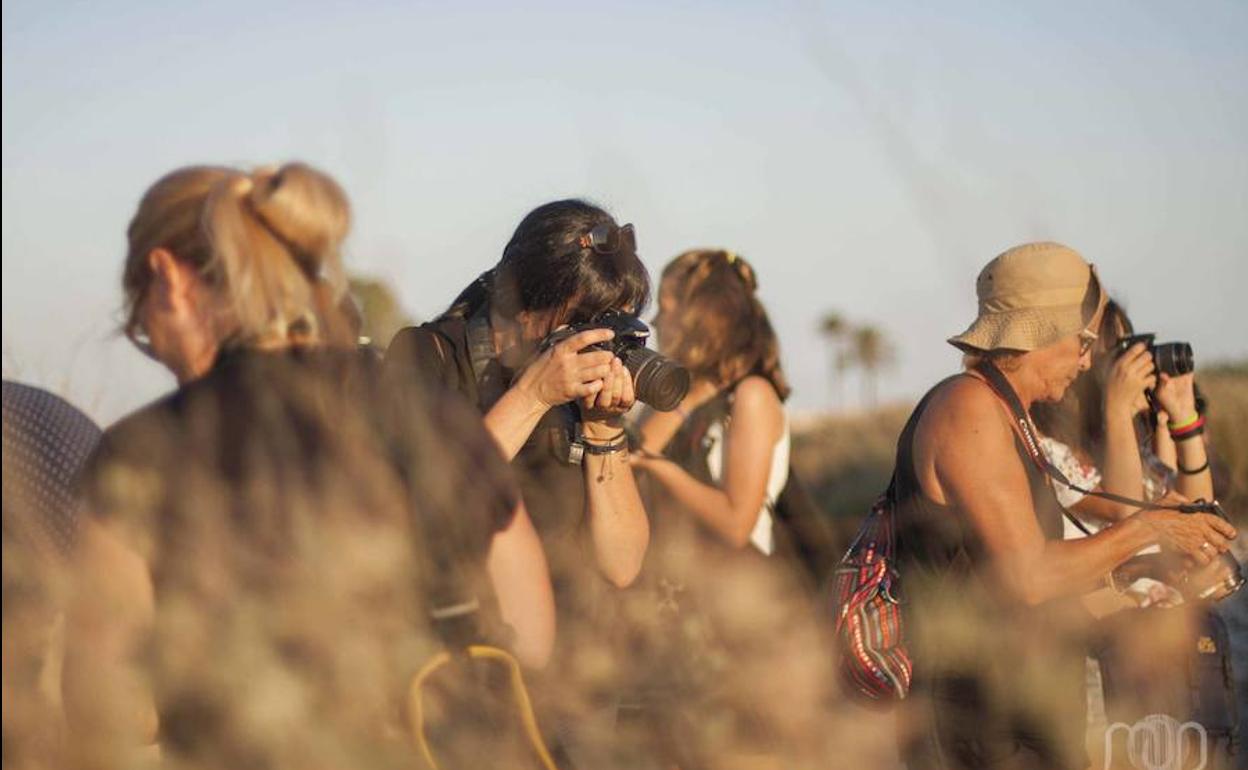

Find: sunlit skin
<box><xmin>1062</xmin><ymin>311</ymin><xmax>1214</xmax><ymax>524</ymax></box>
<box><xmin>909</xmin><ymin>315</ymin><xmax>1237</xmax><ymax>608</ymax></box>
<box><xmin>634</xmin><ymin>278</ymin><xmax>788</xmax><ymax>549</ymax></box>
<box><xmin>475</xmin><ymin>302</ymin><xmax>650</xmax><ymax>588</ymax></box>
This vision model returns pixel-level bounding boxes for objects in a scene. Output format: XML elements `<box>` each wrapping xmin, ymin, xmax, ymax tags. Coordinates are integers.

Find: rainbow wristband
<box><xmin>1167</xmin><ymin>412</ymin><xmax>1201</xmax><ymax>431</ymax></box>
<box><xmin>1169</xmin><ymin>415</ymin><xmax>1206</xmax><ymax>440</ymax></box>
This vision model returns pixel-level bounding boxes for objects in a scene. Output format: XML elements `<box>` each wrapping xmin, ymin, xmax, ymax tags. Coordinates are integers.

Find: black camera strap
<box><xmin>974</xmin><ymin>361</ymin><xmax>1222</xmax><ymax>522</ymax></box>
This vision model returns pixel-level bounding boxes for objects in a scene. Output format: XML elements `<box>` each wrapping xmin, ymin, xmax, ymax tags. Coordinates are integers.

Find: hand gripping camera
<box><xmin>1114</xmin><ymin>332</ymin><xmax>1194</xmax><ymax>377</ymax></box>
<box><xmin>541</xmin><ymin>311</ymin><xmax>690</xmax><ymax>412</ymax></box>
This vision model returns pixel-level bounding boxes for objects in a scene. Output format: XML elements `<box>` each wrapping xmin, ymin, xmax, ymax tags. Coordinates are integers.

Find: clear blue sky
<box><xmin>4</xmin><ymin>0</ymin><xmax>1247</xmax><ymax>422</ymax></box>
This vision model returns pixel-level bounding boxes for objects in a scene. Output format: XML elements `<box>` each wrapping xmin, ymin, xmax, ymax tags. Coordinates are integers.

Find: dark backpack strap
<box><xmin>386</xmin><ymin>318</ymin><xmax>480</xmax><ymax>407</ymax></box>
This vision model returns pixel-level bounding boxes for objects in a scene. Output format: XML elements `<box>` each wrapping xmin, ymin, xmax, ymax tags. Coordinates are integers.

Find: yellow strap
<box><xmin>407</xmin><ymin>645</ymin><xmax>558</xmax><ymax>770</ymax></box>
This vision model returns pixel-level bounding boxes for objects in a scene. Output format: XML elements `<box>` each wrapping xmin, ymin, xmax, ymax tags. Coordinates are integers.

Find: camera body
<box><xmin>1114</xmin><ymin>332</ymin><xmax>1194</xmax><ymax>377</ymax></box>
<box><xmin>542</xmin><ymin>310</ymin><xmax>691</xmax><ymax>412</ymax></box>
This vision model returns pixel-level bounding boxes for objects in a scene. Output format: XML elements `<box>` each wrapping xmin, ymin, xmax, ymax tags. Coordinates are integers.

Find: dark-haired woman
<box><xmin>388</xmin><ymin>200</ymin><xmax>650</xmax><ymax>591</ymax></box>
<box><xmin>386</xmin><ymin>200</ymin><xmax>652</xmax><ymax>764</ymax></box>
<box><xmin>64</xmin><ymin>164</ymin><xmax>554</xmax><ymax>767</ymax></box>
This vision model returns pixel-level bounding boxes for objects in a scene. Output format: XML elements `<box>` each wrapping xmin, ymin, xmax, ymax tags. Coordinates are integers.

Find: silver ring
<box><xmin>1201</xmin><ymin>541</ymin><xmax>1214</xmax><ymax>552</ymax></box>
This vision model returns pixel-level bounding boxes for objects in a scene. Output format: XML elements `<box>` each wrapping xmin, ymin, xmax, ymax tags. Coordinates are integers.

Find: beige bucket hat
<box><xmin>948</xmin><ymin>242</ymin><xmax>1105</xmax><ymax>353</ymax></box>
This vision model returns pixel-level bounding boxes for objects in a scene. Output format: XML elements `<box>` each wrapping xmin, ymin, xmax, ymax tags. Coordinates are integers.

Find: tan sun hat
<box><xmin>948</xmin><ymin>242</ymin><xmax>1105</xmax><ymax>353</ymax></box>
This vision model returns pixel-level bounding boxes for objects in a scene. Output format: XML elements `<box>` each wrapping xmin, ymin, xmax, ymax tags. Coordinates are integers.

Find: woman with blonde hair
<box><xmin>63</xmin><ymin>163</ymin><xmax>553</xmax><ymax>768</ymax></box>
<box><xmin>633</xmin><ymin>248</ymin><xmax>791</xmax><ymax>554</ymax></box>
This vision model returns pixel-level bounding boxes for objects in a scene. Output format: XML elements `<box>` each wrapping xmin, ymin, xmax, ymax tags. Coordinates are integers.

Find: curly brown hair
<box><xmin>657</xmin><ymin>249</ymin><xmax>790</xmax><ymax>401</ymax></box>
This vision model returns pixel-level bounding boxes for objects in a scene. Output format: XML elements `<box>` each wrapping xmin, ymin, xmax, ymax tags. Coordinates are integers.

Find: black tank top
<box><xmin>893</xmin><ymin>374</ymin><xmax>1066</xmax><ymax>586</ymax></box>
<box><xmin>890</xmin><ymin>374</ymin><xmax>1088</xmax><ymax>769</ymax></box>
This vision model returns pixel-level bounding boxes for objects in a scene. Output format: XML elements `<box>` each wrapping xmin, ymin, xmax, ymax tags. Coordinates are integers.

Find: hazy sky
<box><xmin>4</xmin><ymin>0</ymin><xmax>1247</xmax><ymax>423</ymax></box>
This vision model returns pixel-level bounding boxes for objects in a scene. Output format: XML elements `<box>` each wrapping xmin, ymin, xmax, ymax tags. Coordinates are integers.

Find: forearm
<box><xmin>1172</xmin><ymin>437</ymin><xmax>1214</xmax><ymax>501</ymax></box>
<box><xmin>637</xmin><ymin>408</ymin><xmax>686</xmax><ymax>454</ymax></box>
<box><xmin>1098</xmin><ymin>410</ymin><xmax>1146</xmax><ymax>515</ymax></box>
<box><xmin>486</xmin><ymin>503</ymin><xmax>555</xmax><ymax>668</ymax></box>
<box><xmin>1153</xmin><ymin>425</ymin><xmax>1177</xmax><ymax>469</ymax></box>
<box><xmin>483</xmin><ymin>386</ymin><xmax>549</xmax><ymax>460</ymax></box>
<box><xmin>643</xmin><ymin>459</ymin><xmax>759</xmax><ymax>548</ymax></box>
<box><xmin>1013</xmin><ymin>515</ymin><xmax>1156</xmax><ymax>604</ymax></box>
<box><xmin>583</xmin><ymin>452</ymin><xmax>649</xmax><ymax>587</ymax></box>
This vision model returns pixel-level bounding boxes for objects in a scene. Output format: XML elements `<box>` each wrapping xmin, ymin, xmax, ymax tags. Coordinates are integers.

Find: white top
<box><xmin>1039</xmin><ymin>435</ymin><xmax>1178</xmax><ymax>604</ymax></box>
<box><xmin>705</xmin><ymin>413</ymin><xmax>790</xmax><ymax>555</ymax></box>
<box><xmin>1038</xmin><ymin>436</ymin><xmax>1104</xmax><ymax>539</ymax></box>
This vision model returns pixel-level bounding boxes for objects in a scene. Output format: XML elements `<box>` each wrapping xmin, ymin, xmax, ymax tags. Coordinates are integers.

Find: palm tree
<box><xmin>852</xmin><ymin>325</ymin><xmax>895</xmax><ymax>408</ymax></box>
<box><xmin>819</xmin><ymin>311</ymin><xmax>852</xmax><ymax>409</ymax></box>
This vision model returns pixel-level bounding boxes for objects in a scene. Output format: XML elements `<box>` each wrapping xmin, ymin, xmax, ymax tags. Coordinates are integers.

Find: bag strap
<box><xmin>974</xmin><ymin>361</ymin><xmax>1222</xmax><ymax>519</ymax></box>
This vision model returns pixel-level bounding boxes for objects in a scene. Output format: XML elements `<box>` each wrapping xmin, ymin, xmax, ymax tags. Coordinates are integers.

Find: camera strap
<box><xmin>974</xmin><ymin>361</ymin><xmax>1221</xmax><ymax>522</ymax></box>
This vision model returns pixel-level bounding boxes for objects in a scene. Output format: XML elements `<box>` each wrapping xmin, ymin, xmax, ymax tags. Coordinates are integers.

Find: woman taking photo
<box><xmin>890</xmin><ymin>242</ymin><xmax>1236</xmax><ymax>770</ymax></box>
<box><xmin>1034</xmin><ymin>300</ymin><xmax>1215</xmax><ymax>533</ymax></box>
<box><xmin>386</xmin><ymin>199</ymin><xmax>652</xmax><ymax>592</ymax></box>
<box><xmin>64</xmin><ymin>163</ymin><xmax>553</xmax><ymax>768</ymax></box>
<box><xmin>386</xmin><ymin>199</ymin><xmax>652</xmax><ymax>767</ymax></box>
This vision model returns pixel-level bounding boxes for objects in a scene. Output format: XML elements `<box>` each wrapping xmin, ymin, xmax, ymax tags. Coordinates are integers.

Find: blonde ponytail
<box><xmin>124</xmin><ymin>162</ymin><xmax>354</xmax><ymax>350</ymax></box>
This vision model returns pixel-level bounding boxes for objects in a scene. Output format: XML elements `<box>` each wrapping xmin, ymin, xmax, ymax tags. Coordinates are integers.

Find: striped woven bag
<box><xmin>829</xmin><ymin>490</ymin><xmax>911</xmax><ymax>701</ymax></box>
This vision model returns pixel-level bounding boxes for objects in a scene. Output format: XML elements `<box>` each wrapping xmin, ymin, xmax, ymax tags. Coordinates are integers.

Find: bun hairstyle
<box><xmin>123</xmin><ymin>162</ymin><xmax>353</xmax><ymax>350</ymax></box>
<box><xmin>659</xmin><ymin>249</ymin><xmax>790</xmax><ymax>400</ymax></box>
<box><xmin>443</xmin><ymin>199</ymin><xmax>650</xmax><ymax>325</ymax></box>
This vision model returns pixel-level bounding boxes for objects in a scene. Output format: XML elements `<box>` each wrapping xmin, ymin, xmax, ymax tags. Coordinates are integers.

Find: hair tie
<box><xmin>724</xmin><ymin>250</ymin><xmax>738</xmax><ymax>264</ymax></box>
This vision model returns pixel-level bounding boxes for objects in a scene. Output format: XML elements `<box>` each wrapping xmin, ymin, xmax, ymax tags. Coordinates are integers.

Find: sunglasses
<box><xmin>1078</xmin><ymin>328</ymin><xmax>1099</xmax><ymax>357</ymax></box>
<box><xmin>578</xmin><ymin>223</ymin><xmax>636</xmax><ymax>255</ymax></box>
<box><xmin>124</xmin><ymin>281</ymin><xmax>162</xmax><ymax>362</ymax></box>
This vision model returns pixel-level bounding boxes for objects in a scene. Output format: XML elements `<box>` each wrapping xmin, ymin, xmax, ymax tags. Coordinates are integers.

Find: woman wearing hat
<box><xmin>891</xmin><ymin>242</ymin><xmax>1236</xmax><ymax>770</ymax></box>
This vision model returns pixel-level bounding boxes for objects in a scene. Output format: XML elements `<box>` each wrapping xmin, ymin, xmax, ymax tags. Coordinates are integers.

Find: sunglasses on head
<box><xmin>578</xmin><ymin>223</ymin><xmax>636</xmax><ymax>255</ymax></box>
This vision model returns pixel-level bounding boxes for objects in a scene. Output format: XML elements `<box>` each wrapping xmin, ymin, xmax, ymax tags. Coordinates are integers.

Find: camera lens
<box><xmin>1154</xmin><ymin>342</ymin><xmax>1194</xmax><ymax>376</ymax></box>
<box><xmin>619</xmin><ymin>347</ymin><xmax>690</xmax><ymax>412</ymax></box>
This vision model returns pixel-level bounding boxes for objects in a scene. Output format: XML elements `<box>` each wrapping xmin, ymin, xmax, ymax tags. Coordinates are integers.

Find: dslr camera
<box><xmin>542</xmin><ymin>310</ymin><xmax>691</xmax><ymax>412</ymax></box>
<box><xmin>1114</xmin><ymin>333</ymin><xmax>1194</xmax><ymax>377</ymax></box>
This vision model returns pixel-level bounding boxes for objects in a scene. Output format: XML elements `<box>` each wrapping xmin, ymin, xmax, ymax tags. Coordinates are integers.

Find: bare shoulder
<box><xmin>914</xmin><ymin>374</ymin><xmax>1014</xmax><ymax>455</ymax></box>
<box><xmin>730</xmin><ymin>376</ymin><xmax>784</xmax><ymax>434</ymax></box>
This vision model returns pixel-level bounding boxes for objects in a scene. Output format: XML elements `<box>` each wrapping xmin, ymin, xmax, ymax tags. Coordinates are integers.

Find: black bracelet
<box><xmin>582</xmin><ymin>428</ymin><xmax>625</xmax><ymax>444</ymax></box>
<box><xmin>1177</xmin><ymin>458</ymin><xmax>1210</xmax><ymax>475</ymax></box>
<box><xmin>581</xmin><ymin>434</ymin><xmax>628</xmax><ymax>455</ymax></box>
<box><xmin>1173</xmin><ymin>426</ymin><xmax>1205</xmax><ymax>442</ymax></box>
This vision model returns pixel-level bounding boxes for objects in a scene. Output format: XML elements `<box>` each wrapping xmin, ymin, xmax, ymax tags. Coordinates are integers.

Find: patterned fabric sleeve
<box><xmin>1039</xmin><ymin>436</ymin><xmax>1102</xmax><ymax>510</ymax></box>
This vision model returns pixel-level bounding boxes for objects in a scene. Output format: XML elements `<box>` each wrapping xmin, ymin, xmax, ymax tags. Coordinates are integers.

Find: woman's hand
<box><xmin>1137</xmin><ymin>503</ymin><xmax>1237</xmax><ymax>566</ymax></box>
<box><xmin>514</xmin><ymin>329</ymin><xmax>617</xmax><ymax>409</ymax></box>
<box><xmin>1104</xmin><ymin>342</ymin><xmax>1156</xmax><ymax>420</ymax></box>
<box><xmin>1153</xmin><ymin>372</ymin><xmax>1198</xmax><ymax>424</ymax></box>
<box><xmin>580</xmin><ymin>356</ymin><xmax>636</xmax><ymax>435</ymax></box>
